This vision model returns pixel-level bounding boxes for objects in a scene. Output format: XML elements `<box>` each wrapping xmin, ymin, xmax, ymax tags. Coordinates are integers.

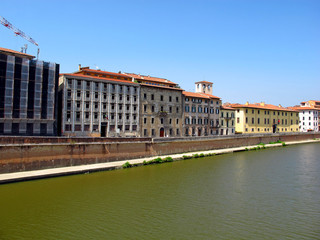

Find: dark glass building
<box><xmin>0</xmin><ymin>47</ymin><xmax>59</xmax><ymax>136</ymax></box>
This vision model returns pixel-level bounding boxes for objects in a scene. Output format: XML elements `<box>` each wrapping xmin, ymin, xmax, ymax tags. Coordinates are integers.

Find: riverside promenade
<box><xmin>0</xmin><ymin>139</ymin><xmax>319</xmax><ymax>184</ymax></box>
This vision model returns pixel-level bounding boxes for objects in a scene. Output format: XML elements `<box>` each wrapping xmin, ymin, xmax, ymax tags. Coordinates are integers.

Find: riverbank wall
<box><xmin>0</xmin><ymin>133</ymin><xmax>320</xmax><ymax>174</ymax></box>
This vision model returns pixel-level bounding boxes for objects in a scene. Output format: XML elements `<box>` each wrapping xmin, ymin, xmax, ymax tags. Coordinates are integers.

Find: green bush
<box><xmin>245</xmin><ymin>148</ymin><xmax>248</xmax><ymax>151</ymax></box>
<box><xmin>153</xmin><ymin>157</ymin><xmax>163</xmax><ymax>164</ymax></box>
<box><xmin>123</xmin><ymin>161</ymin><xmax>132</xmax><ymax>168</ymax></box>
<box><xmin>193</xmin><ymin>154</ymin><xmax>199</xmax><ymax>158</ymax></box>
<box><xmin>282</xmin><ymin>142</ymin><xmax>286</xmax><ymax>146</ymax></box>
<box><xmin>164</xmin><ymin>157</ymin><xmax>173</xmax><ymax>162</ymax></box>
<box><xmin>199</xmin><ymin>153</ymin><xmax>205</xmax><ymax>157</ymax></box>
<box><xmin>183</xmin><ymin>155</ymin><xmax>192</xmax><ymax>159</ymax></box>
<box><xmin>143</xmin><ymin>160</ymin><xmax>148</xmax><ymax>165</ymax></box>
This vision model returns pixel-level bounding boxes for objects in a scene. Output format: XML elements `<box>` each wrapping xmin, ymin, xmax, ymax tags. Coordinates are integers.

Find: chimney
<box><xmin>260</xmin><ymin>102</ymin><xmax>265</xmax><ymax>106</ymax></box>
<box><xmin>78</xmin><ymin>64</ymin><xmax>81</xmax><ymax>70</ymax></box>
<box><xmin>245</xmin><ymin>101</ymin><xmax>249</xmax><ymax>105</ymax></box>
<box><xmin>278</xmin><ymin>104</ymin><xmax>282</xmax><ymax>108</ymax></box>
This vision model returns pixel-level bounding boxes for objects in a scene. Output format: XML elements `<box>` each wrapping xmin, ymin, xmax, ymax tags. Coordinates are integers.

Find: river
<box><xmin>0</xmin><ymin>143</ymin><xmax>319</xmax><ymax>240</ymax></box>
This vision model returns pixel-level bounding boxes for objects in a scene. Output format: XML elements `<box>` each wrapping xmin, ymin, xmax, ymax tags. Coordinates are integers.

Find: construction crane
<box><xmin>0</xmin><ymin>16</ymin><xmax>39</xmax><ymax>57</ymax></box>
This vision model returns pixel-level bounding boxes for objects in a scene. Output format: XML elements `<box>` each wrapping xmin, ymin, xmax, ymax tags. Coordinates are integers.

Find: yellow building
<box><xmin>228</xmin><ymin>102</ymin><xmax>299</xmax><ymax>134</ymax></box>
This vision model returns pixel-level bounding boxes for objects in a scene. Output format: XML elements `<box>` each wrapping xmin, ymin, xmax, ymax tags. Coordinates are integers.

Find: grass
<box><xmin>122</xmin><ymin>161</ymin><xmax>132</xmax><ymax>168</ymax></box>
<box><xmin>269</xmin><ymin>140</ymin><xmax>283</xmax><ymax>144</ymax></box>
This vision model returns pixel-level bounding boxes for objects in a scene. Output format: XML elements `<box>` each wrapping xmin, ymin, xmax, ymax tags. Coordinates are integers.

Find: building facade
<box><xmin>229</xmin><ymin>102</ymin><xmax>299</xmax><ymax>134</ymax></box>
<box><xmin>183</xmin><ymin>81</ymin><xmax>221</xmax><ymax>136</ymax></box>
<box><xmin>0</xmin><ymin>47</ymin><xmax>59</xmax><ymax>136</ymax></box>
<box><xmin>124</xmin><ymin>73</ymin><xmax>183</xmax><ymax>137</ymax></box>
<box><xmin>290</xmin><ymin>100</ymin><xmax>320</xmax><ymax>132</ymax></box>
<box><xmin>220</xmin><ymin>105</ymin><xmax>235</xmax><ymax>135</ymax></box>
<box><xmin>59</xmin><ymin>67</ymin><xmax>140</xmax><ymax>137</ymax></box>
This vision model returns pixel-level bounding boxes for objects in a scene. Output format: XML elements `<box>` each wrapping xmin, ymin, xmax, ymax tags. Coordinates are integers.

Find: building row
<box><xmin>0</xmin><ymin>47</ymin><xmax>319</xmax><ymax>137</ymax></box>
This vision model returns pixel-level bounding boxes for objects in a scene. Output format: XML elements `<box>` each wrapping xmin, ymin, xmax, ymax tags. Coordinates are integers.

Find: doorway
<box><xmin>101</xmin><ymin>124</ymin><xmax>107</xmax><ymax>137</ymax></box>
<box><xmin>160</xmin><ymin>128</ymin><xmax>165</xmax><ymax>137</ymax></box>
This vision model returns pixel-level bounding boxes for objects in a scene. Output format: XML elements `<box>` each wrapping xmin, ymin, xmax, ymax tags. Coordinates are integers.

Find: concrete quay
<box><xmin>0</xmin><ymin>139</ymin><xmax>319</xmax><ymax>184</ymax></box>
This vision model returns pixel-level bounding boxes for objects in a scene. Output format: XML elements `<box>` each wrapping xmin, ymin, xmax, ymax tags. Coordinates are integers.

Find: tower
<box><xmin>195</xmin><ymin>81</ymin><xmax>213</xmax><ymax>95</ymax></box>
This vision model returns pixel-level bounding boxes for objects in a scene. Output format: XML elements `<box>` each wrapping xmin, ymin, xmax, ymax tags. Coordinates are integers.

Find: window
<box><xmin>252</xmin><ymin>118</ymin><xmax>254</xmax><ymax>124</ymax></box>
<box><xmin>257</xmin><ymin>118</ymin><xmax>260</xmax><ymax>124</ymax></box>
<box><xmin>216</xmin><ymin>108</ymin><xmax>219</xmax><ymax>114</ymax></box>
<box><xmin>176</xmin><ymin>129</ymin><xmax>180</xmax><ymax>135</ymax></box>
<box><xmin>161</xmin><ymin>118</ymin><xmax>164</xmax><ymax>124</ymax></box>
<box><xmin>169</xmin><ymin>106</ymin><xmax>172</xmax><ymax>113</ymax></box>
<box><xmin>151</xmin><ymin>118</ymin><xmax>154</xmax><ymax>124</ymax></box>
<box><xmin>176</xmin><ymin>97</ymin><xmax>179</xmax><ymax>102</ymax></box>
<box><xmin>151</xmin><ymin>105</ymin><xmax>155</xmax><ymax>112</ymax></box>
<box><xmin>161</xmin><ymin>95</ymin><xmax>164</xmax><ymax>101</ymax></box>
<box><xmin>169</xmin><ymin>96</ymin><xmax>172</xmax><ymax>102</ymax></box>
<box><xmin>144</xmin><ymin>118</ymin><xmax>147</xmax><ymax>124</ymax></box>
<box><xmin>152</xmin><ymin>129</ymin><xmax>155</xmax><ymax>136</ymax></box>
<box><xmin>144</xmin><ymin>129</ymin><xmax>147</xmax><ymax>136</ymax></box>
<box><xmin>151</xmin><ymin>94</ymin><xmax>154</xmax><ymax>100</ymax></box>
<box><xmin>246</xmin><ymin>117</ymin><xmax>248</xmax><ymax>123</ymax></box>
<box><xmin>237</xmin><ymin>117</ymin><xmax>240</xmax><ymax>123</ymax></box>
<box><xmin>161</xmin><ymin>106</ymin><xmax>164</xmax><ymax>111</ymax></box>
<box><xmin>144</xmin><ymin>93</ymin><xmax>147</xmax><ymax>100</ymax></box>
<box><xmin>176</xmin><ymin>107</ymin><xmax>179</xmax><ymax>113</ymax></box>
<box><xmin>169</xmin><ymin>118</ymin><xmax>172</xmax><ymax>124</ymax></box>
<box><xmin>144</xmin><ymin>105</ymin><xmax>147</xmax><ymax>112</ymax></box>
<box><xmin>252</xmin><ymin>109</ymin><xmax>254</xmax><ymax>114</ymax></box>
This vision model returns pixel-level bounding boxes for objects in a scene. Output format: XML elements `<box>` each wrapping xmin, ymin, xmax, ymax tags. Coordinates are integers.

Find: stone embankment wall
<box><xmin>0</xmin><ymin>133</ymin><xmax>319</xmax><ymax>174</ymax></box>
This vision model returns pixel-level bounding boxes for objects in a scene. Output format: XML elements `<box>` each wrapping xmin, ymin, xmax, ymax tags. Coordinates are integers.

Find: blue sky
<box><xmin>1</xmin><ymin>0</ymin><xmax>319</xmax><ymax>106</ymax></box>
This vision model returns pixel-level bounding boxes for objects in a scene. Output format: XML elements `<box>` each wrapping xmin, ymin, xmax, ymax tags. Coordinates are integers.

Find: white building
<box><xmin>59</xmin><ymin>67</ymin><xmax>140</xmax><ymax>137</ymax></box>
<box><xmin>290</xmin><ymin>100</ymin><xmax>320</xmax><ymax>132</ymax></box>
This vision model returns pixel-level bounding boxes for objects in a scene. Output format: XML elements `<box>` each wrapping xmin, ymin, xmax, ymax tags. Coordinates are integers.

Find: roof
<box><xmin>183</xmin><ymin>91</ymin><xmax>220</xmax><ymax>99</ymax></box>
<box><xmin>229</xmin><ymin>102</ymin><xmax>298</xmax><ymax>112</ymax></box>
<box><xmin>0</xmin><ymin>47</ymin><xmax>35</xmax><ymax>59</ymax></box>
<box><xmin>203</xmin><ymin>93</ymin><xmax>220</xmax><ymax>99</ymax></box>
<box><xmin>75</xmin><ymin>68</ymin><xmax>131</xmax><ymax>78</ymax></box>
<box><xmin>289</xmin><ymin>106</ymin><xmax>319</xmax><ymax>111</ymax></box>
<box><xmin>221</xmin><ymin>105</ymin><xmax>236</xmax><ymax>110</ymax></box>
<box><xmin>195</xmin><ymin>81</ymin><xmax>213</xmax><ymax>84</ymax></box>
<box><xmin>140</xmin><ymin>83</ymin><xmax>183</xmax><ymax>91</ymax></box>
<box><xmin>60</xmin><ymin>73</ymin><xmax>138</xmax><ymax>85</ymax></box>
<box><xmin>125</xmin><ymin>73</ymin><xmax>177</xmax><ymax>85</ymax></box>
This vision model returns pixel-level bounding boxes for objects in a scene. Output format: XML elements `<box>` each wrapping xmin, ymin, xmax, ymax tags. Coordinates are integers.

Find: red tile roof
<box><xmin>183</xmin><ymin>91</ymin><xmax>211</xmax><ymax>99</ymax></box>
<box><xmin>203</xmin><ymin>93</ymin><xmax>220</xmax><ymax>99</ymax></box>
<box><xmin>60</xmin><ymin>73</ymin><xmax>138</xmax><ymax>85</ymax></box>
<box><xmin>125</xmin><ymin>73</ymin><xmax>177</xmax><ymax>85</ymax></box>
<box><xmin>75</xmin><ymin>68</ymin><xmax>131</xmax><ymax>78</ymax></box>
<box><xmin>140</xmin><ymin>83</ymin><xmax>183</xmax><ymax>91</ymax></box>
<box><xmin>221</xmin><ymin>105</ymin><xmax>235</xmax><ymax>110</ymax></box>
<box><xmin>0</xmin><ymin>47</ymin><xmax>35</xmax><ymax>59</ymax></box>
<box><xmin>229</xmin><ymin>102</ymin><xmax>298</xmax><ymax>112</ymax></box>
<box><xmin>183</xmin><ymin>91</ymin><xmax>220</xmax><ymax>99</ymax></box>
<box><xmin>289</xmin><ymin>106</ymin><xmax>319</xmax><ymax>111</ymax></box>
<box><xmin>195</xmin><ymin>81</ymin><xmax>213</xmax><ymax>84</ymax></box>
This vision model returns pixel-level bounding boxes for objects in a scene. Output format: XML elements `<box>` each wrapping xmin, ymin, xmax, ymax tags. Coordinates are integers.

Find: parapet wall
<box><xmin>0</xmin><ymin>133</ymin><xmax>319</xmax><ymax>174</ymax></box>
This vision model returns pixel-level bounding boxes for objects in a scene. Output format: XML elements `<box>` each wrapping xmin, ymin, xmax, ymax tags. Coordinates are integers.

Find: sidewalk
<box><xmin>0</xmin><ymin>139</ymin><xmax>319</xmax><ymax>184</ymax></box>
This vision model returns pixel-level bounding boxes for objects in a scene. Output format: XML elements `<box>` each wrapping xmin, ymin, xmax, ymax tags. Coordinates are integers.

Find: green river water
<box><xmin>0</xmin><ymin>143</ymin><xmax>319</xmax><ymax>240</ymax></box>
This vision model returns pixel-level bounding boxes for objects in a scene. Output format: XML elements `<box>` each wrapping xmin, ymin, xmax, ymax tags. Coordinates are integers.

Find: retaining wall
<box><xmin>0</xmin><ymin>133</ymin><xmax>319</xmax><ymax>174</ymax></box>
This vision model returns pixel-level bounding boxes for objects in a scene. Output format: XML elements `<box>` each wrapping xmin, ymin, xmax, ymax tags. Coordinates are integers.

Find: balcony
<box><xmin>158</xmin><ymin>111</ymin><xmax>168</xmax><ymax>117</ymax></box>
